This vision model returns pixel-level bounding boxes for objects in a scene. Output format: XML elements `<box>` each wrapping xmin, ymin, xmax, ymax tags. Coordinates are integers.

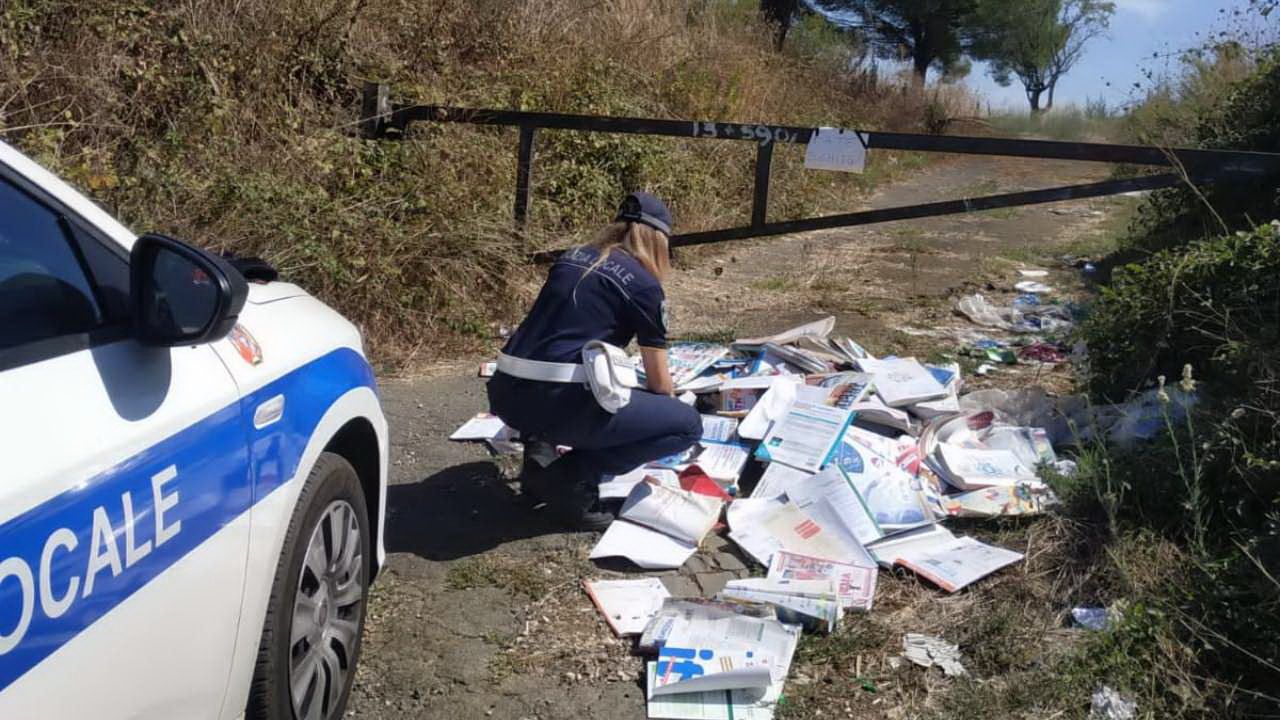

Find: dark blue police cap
<box><xmin>615</xmin><ymin>192</ymin><xmax>673</xmax><ymax>236</ymax></box>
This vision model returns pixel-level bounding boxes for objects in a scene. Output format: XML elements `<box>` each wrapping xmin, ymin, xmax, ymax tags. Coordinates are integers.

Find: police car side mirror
<box><xmin>130</xmin><ymin>234</ymin><xmax>248</xmax><ymax>347</ymax></box>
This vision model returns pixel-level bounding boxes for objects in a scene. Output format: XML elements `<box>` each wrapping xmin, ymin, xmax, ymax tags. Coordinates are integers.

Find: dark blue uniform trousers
<box><xmin>487</xmin><ymin>372</ymin><xmax>701</xmax><ymax>506</ymax></box>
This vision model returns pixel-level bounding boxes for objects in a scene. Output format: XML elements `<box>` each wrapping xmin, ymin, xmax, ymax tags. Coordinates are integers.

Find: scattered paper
<box><xmin>1014</xmin><ymin>280</ymin><xmax>1053</xmax><ymax>294</ymax></box>
<box><xmin>749</xmin><ymin>462</ymin><xmax>810</xmax><ymax>499</ymax></box>
<box><xmin>726</xmin><ymin>497</ymin><xmax>861</xmax><ymax>568</ymax></box>
<box><xmin>858</xmin><ymin>357</ymin><xmax>948</xmax><ymax>407</ymax></box>
<box><xmin>719</xmin><ymin>578</ymin><xmax>843</xmax><ymax>633</ymax></box>
<box><xmin>738</xmin><ymin>377</ymin><xmax>803</xmax><ymax>440</ymax></box>
<box><xmin>804</xmin><ymin>127</ymin><xmax>868</xmax><ymax>173</ymax></box>
<box><xmin>767</xmin><ymin>551</ymin><xmax>877</xmax><ymax>611</ymax></box>
<box><xmin>620</xmin><ymin>479</ymin><xmax>723</xmax><ymax>544</ymax></box>
<box><xmin>589</xmin><ymin>520</ymin><xmax>698</xmax><ymax>569</ymax></box>
<box><xmin>650</xmin><ymin>609</ymin><xmax>799</xmax><ymax>696</ymax></box>
<box><xmin>668</xmin><ymin>343</ymin><xmax>731</xmax><ymax>389</ymax></box>
<box><xmin>584</xmin><ymin>578</ymin><xmax>671</xmax><ymax>636</ymax></box>
<box><xmin>1018</xmin><ymin>269</ymin><xmax>1049</xmax><ymax>278</ymax></box>
<box><xmin>895</xmin><ymin>536</ymin><xmax>1024</xmax><ymax>593</ymax></box>
<box><xmin>1090</xmin><ymin>685</ymin><xmax>1137</xmax><ymax>720</ymax></box>
<box><xmin>902</xmin><ymin>633</ymin><xmax>967</xmax><ymax>677</ymax></box>
<box><xmin>590</xmin><ymin>479</ymin><xmax>723</xmax><ymax>569</ymax></box>
<box><xmin>599</xmin><ymin>466</ymin><xmax>679</xmax><ymax>500</ymax></box>
<box><xmin>756</xmin><ymin>402</ymin><xmax>853</xmax><ymax>473</ymax></box>
<box><xmin>1071</xmin><ymin>606</ymin><xmax>1112</xmax><ymax>631</ymax></box>
<box><xmin>784</xmin><ymin>466</ymin><xmax>883</xmax><ymax>549</ymax></box>
<box><xmin>866</xmin><ymin>523</ymin><xmax>956</xmax><ymax>568</ymax></box>
<box><xmin>832</xmin><ymin>433</ymin><xmax>932</xmax><ymax>530</ymax></box>
<box><xmin>701</xmin><ymin>415</ymin><xmax>740</xmax><ymax>443</ymax></box>
<box><xmin>735</xmin><ymin>316</ymin><xmax>835</xmax><ymax>349</ymax></box>
<box><xmin>645</xmin><ymin>662</ymin><xmax>777</xmax><ymax>720</ymax></box>
<box><xmin>449</xmin><ymin>413</ymin><xmax>509</xmax><ymax>441</ymax></box>
<box><xmin>694</xmin><ymin>441</ymin><xmax>752</xmax><ymax>485</ymax></box>
<box><xmin>932</xmin><ymin>443</ymin><xmax>1041</xmax><ymax>490</ymax></box>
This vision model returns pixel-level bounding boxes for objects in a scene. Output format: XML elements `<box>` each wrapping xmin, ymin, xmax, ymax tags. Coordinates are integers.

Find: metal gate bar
<box><xmin>360</xmin><ymin>83</ymin><xmax>1280</xmax><ymax>248</ymax></box>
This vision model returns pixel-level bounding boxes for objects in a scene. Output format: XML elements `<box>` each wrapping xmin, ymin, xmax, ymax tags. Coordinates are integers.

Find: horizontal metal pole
<box><xmin>385</xmin><ymin>100</ymin><xmax>1280</xmax><ymax>175</ymax></box>
<box><xmin>669</xmin><ymin>173</ymin><xmax>1186</xmax><ymax>248</ymax></box>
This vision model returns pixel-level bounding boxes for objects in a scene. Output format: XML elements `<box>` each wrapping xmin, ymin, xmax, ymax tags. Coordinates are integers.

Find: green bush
<box><xmin>1123</xmin><ymin>47</ymin><xmax>1280</xmax><ymax>256</ymax></box>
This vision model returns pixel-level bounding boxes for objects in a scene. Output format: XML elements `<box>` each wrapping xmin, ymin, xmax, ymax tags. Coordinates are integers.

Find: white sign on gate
<box><xmin>804</xmin><ymin>127</ymin><xmax>868</xmax><ymax>173</ymax></box>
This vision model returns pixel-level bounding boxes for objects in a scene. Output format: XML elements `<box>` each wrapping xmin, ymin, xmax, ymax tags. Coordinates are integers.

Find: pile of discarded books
<box><xmin>454</xmin><ymin>315</ymin><xmax>1073</xmax><ymax>719</ymax></box>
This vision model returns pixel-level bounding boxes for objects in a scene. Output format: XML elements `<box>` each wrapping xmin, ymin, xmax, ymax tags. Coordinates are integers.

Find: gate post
<box><xmin>752</xmin><ymin>142</ymin><xmax>774</xmax><ymax>227</ymax></box>
<box><xmin>360</xmin><ymin>82</ymin><xmax>391</xmax><ymax>139</ymax></box>
<box><xmin>514</xmin><ymin>126</ymin><xmax>538</xmax><ymax>227</ymax></box>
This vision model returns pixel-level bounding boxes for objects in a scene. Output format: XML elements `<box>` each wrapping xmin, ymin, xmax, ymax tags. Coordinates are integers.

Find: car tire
<box><xmin>247</xmin><ymin>452</ymin><xmax>370</xmax><ymax>720</ymax></box>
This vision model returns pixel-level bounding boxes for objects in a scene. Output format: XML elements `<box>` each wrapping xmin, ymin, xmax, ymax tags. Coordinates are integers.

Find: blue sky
<box><xmin>964</xmin><ymin>0</ymin><xmax>1259</xmax><ymax>112</ymax></box>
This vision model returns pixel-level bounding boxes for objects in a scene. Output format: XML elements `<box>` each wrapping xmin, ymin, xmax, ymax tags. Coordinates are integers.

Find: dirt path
<box><xmin>348</xmin><ymin>154</ymin><xmax>1125</xmax><ymax>719</ymax></box>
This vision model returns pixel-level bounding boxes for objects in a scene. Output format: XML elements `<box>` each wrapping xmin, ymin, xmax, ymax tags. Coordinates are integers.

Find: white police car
<box><xmin>0</xmin><ymin>139</ymin><xmax>388</xmax><ymax>720</ymax></box>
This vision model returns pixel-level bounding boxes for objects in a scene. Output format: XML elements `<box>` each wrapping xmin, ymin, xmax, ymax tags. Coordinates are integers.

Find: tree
<box><xmin>760</xmin><ymin>0</ymin><xmax>803</xmax><ymax>50</ymax></box>
<box><xmin>972</xmin><ymin>0</ymin><xmax>1114</xmax><ymax>113</ymax></box>
<box><xmin>814</xmin><ymin>0</ymin><xmax>977</xmax><ymax>86</ymax></box>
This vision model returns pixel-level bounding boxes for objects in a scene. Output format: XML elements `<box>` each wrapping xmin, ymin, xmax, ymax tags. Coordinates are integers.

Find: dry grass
<box><xmin>0</xmin><ymin>0</ymin><xmax>972</xmax><ymax>368</ymax></box>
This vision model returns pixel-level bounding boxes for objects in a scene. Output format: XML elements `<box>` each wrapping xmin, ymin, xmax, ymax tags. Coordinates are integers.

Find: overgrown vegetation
<box><xmin>0</xmin><ymin>0</ymin><xmax>961</xmax><ymax>366</ymax></box>
<box><xmin>1060</xmin><ymin>33</ymin><xmax>1280</xmax><ymax>719</ymax></box>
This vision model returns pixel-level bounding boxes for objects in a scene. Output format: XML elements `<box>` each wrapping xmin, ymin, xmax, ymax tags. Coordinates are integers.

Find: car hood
<box><xmin>246</xmin><ymin>281</ymin><xmax>309</xmax><ymax>305</ymax></box>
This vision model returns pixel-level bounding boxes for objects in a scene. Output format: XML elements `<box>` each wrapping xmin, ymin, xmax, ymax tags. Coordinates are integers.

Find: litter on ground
<box><xmin>446</xmin><ymin>268</ymin><xmax>1149</xmax><ymax>717</ymax></box>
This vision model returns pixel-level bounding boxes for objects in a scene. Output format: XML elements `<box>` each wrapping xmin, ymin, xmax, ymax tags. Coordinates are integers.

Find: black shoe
<box><xmin>549</xmin><ymin>499</ymin><xmax>616</xmax><ymax>532</ymax></box>
<box><xmin>518</xmin><ymin>460</ymin><xmax>552</xmax><ymax>506</ymax></box>
<box><xmin>566</xmin><ymin>508</ymin><xmax>615</xmax><ymax>532</ymax></box>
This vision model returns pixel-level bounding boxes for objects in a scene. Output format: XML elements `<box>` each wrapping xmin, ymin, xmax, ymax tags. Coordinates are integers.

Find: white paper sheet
<box><xmin>668</xmin><ymin>343</ymin><xmax>731</xmax><ymax>388</ymax></box>
<box><xmin>694</xmin><ymin>442</ymin><xmax>752</xmax><ymax>484</ymax></box>
<box><xmin>756</xmin><ymin>402</ymin><xmax>852</xmax><ymax>473</ymax></box>
<box><xmin>866</xmin><ymin>523</ymin><xmax>956</xmax><ymax>568</ymax></box>
<box><xmin>645</xmin><ymin>663</ymin><xmax>778</xmax><ymax>720</ymax></box>
<box><xmin>894</xmin><ymin>536</ymin><xmax>1024</xmax><ymax>593</ymax></box>
<box><xmin>726</xmin><ymin>497</ymin><xmax>862</xmax><ymax>567</ymax></box>
<box><xmin>448</xmin><ymin>413</ymin><xmax>508</xmax><ymax>441</ymax></box>
<box><xmin>784</xmin><ymin>467</ymin><xmax>883</xmax><ymax>551</ymax></box>
<box><xmin>719</xmin><ymin>580</ymin><xmax>842</xmax><ymax>633</ymax></box>
<box><xmin>749</xmin><ymin>463</ymin><xmax>811</xmax><ymax>499</ymax></box>
<box><xmin>599</xmin><ymin>467</ymin><xmax>679</xmax><ymax>500</ymax></box>
<box><xmin>734</xmin><ymin>316</ymin><xmax>836</xmax><ymax>349</ymax></box>
<box><xmin>858</xmin><ymin>357</ymin><xmax>948</xmax><ymax>407</ymax></box>
<box><xmin>767</xmin><ymin>551</ymin><xmax>877</xmax><ymax>611</ymax></box>
<box><xmin>620</xmin><ymin>479</ymin><xmax>723</xmax><ymax>544</ymax></box>
<box><xmin>934</xmin><ymin>444</ymin><xmax>1041</xmax><ymax>490</ymax></box>
<box><xmin>589</xmin><ymin>520</ymin><xmax>697</xmax><ymax>569</ymax></box>
<box><xmin>584</xmin><ymin>577</ymin><xmax>671</xmax><ymax>636</ymax></box>
<box><xmin>701</xmin><ymin>415</ymin><xmax>740</xmax><ymax>443</ymax></box>
<box><xmin>738</xmin><ymin>377</ymin><xmax>803</xmax><ymax>440</ymax></box>
<box><xmin>651</xmin><ymin>611</ymin><xmax>800</xmax><ymax>696</ymax></box>
<box><xmin>803</xmin><ymin>127</ymin><xmax>868</xmax><ymax>173</ymax></box>
<box><xmin>831</xmin><ymin>437</ymin><xmax>932</xmax><ymax>530</ymax></box>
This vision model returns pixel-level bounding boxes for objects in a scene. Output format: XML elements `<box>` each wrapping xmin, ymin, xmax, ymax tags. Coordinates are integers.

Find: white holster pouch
<box><xmin>496</xmin><ymin>341</ymin><xmax>640</xmax><ymax>414</ymax></box>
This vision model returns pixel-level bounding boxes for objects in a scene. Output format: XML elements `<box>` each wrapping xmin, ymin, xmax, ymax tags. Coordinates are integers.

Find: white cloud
<box><xmin>1113</xmin><ymin>0</ymin><xmax>1168</xmax><ymax>22</ymax></box>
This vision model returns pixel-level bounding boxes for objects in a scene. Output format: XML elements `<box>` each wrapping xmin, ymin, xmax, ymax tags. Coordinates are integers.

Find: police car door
<box><xmin>0</xmin><ymin>168</ymin><xmax>250</xmax><ymax>718</ymax></box>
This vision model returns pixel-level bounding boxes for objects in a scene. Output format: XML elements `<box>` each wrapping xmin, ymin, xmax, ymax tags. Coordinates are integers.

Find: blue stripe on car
<box><xmin>0</xmin><ymin>347</ymin><xmax>375</xmax><ymax>692</ymax></box>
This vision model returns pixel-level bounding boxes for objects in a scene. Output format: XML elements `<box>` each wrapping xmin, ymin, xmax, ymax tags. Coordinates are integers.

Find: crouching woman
<box><xmin>487</xmin><ymin>192</ymin><xmax>701</xmax><ymax>530</ymax></box>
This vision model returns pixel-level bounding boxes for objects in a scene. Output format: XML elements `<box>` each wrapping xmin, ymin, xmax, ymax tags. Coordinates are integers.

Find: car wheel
<box><xmin>247</xmin><ymin>452</ymin><xmax>370</xmax><ymax>720</ymax></box>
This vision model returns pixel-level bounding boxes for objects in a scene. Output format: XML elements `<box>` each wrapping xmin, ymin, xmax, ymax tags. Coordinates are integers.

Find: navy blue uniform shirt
<box><xmin>502</xmin><ymin>245</ymin><xmax>667</xmax><ymax>364</ymax></box>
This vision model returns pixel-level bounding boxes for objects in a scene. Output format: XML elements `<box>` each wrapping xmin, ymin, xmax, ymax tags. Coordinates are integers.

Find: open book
<box><xmin>589</xmin><ymin>478</ymin><xmax>723</xmax><ymax>569</ymax></box>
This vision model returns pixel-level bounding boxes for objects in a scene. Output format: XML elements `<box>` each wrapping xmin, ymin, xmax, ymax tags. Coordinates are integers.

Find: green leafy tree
<box><xmin>971</xmin><ymin>0</ymin><xmax>1114</xmax><ymax>113</ymax></box>
<box><xmin>813</xmin><ymin>0</ymin><xmax>977</xmax><ymax>86</ymax></box>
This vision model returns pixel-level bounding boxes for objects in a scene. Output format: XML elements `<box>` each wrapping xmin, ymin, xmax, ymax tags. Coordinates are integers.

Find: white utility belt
<box><xmin>496</xmin><ymin>342</ymin><xmax>639</xmax><ymax>413</ymax></box>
